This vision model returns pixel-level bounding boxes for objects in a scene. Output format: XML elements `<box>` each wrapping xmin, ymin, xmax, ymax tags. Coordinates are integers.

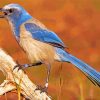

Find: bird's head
<box><xmin>0</xmin><ymin>3</ymin><xmax>32</xmax><ymax>25</ymax></box>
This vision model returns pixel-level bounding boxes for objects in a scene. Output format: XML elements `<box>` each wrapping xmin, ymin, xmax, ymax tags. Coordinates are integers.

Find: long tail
<box><xmin>55</xmin><ymin>48</ymin><xmax>100</xmax><ymax>87</ymax></box>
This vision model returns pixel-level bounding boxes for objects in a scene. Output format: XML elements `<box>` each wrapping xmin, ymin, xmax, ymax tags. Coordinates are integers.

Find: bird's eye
<box><xmin>8</xmin><ymin>9</ymin><xmax>14</xmax><ymax>13</ymax></box>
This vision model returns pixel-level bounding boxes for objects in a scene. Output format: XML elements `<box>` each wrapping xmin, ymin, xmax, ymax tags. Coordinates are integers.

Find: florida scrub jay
<box><xmin>0</xmin><ymin>4</ymin><xmax>100</xmax><ymax>92</ymax></box>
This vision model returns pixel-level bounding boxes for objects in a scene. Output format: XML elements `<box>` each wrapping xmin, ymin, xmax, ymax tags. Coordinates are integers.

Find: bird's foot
<box><xmin>35</xmin><ymin>85</ymin><xmax>48</xmax><ymax>94</ymax></box>
<box><xmin>13</xmin><ymin>61</ymin><xmax>24</xmax><ymax>71</ymax></box>
<box><xmin>13</xmin><ymin>62</ymin><xmax>42</xmax><ymax>71</ymax></box>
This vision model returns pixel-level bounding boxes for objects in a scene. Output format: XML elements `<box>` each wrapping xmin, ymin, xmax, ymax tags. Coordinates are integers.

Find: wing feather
<box><xmin>24</xmin><ymin>23</ymin><xmax>66</xmax><ymax>48</ymax></box>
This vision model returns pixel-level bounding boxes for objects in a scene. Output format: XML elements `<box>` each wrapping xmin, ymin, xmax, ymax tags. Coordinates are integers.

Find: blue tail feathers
<box><xmin>55</xmin><ymin>48</ymin><xmax>100</xmax><ymax>87</ymax></box>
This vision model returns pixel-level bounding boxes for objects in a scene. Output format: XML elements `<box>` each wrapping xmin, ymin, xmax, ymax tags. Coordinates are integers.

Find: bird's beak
<box><xmin>0</xmin><ymin>8</ymin><xmax>5</xmax><ymax>18</ymax></box>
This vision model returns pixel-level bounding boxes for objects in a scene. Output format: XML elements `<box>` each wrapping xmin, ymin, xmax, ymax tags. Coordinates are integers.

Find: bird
<box><xmin>0</xmin><ymin>3</ymin><xmax>100</xmax><ymax>92</ymax></box>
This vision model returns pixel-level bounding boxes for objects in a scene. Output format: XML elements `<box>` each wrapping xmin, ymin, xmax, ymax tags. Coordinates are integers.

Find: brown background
<box><xmin>0</xmin><ymin>0</ymin><xmax>100</xmax><ymax>100</ymax></box>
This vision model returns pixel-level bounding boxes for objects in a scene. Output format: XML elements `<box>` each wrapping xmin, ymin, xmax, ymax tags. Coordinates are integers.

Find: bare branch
<box><xmin>0</xmin><ymin>49</ymin><xmax>51</xmax><ymax>100</ymax></box>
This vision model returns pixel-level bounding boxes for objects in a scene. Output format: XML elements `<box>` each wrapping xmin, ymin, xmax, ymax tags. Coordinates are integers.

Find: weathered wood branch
<box><xmin>0</xmin><ymin>48</ymin><xmax>51</xmax><ymax>100</ymax></box>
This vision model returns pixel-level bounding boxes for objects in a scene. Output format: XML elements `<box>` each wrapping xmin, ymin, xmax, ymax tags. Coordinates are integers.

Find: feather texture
<box><xmin>24</xmin><ymin>19</ymin><xmax>66</xmax><ymax>48</ymax></box>
<box><xmin>20</xmin><ymin>24</ymin><xmax>55</xmax><ymax>64</ymax></box>
<box><xmin>55</xmin><ymin>48</ymin><xmax>100</xmax><ymax>87</ymax></box>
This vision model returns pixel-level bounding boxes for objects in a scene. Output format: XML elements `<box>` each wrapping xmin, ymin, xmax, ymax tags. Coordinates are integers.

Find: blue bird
<box><xmin>0</xmin><ymin>4</ymin><xmax>100</xmax><ymax>92</ymax></box>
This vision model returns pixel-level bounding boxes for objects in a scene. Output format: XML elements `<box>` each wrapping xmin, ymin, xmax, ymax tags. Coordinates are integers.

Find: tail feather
<box><xmin>55</xmin><ymin>48</ymin><xmax>100</xmax><ymax>87</ymax></box>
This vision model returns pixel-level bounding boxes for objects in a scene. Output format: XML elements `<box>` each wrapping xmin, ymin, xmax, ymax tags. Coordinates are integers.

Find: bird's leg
<box><xmin>13</xmin><ymin>61</ymin><xmax>42</xmax><ymax>71</ymax></box>
<box><xmin>45</xmin><ymin>64</ymin><xmax>51</xmax><ymax>89</ymax></box>
<box><xmin>35</xmin><ymin>63</ymin><xmax>51</xmax><ymax>93</ymax></box>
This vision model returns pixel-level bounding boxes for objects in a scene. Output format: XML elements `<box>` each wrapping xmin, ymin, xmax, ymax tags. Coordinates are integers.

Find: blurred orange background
<box><xmin>0</xmin><ymin>0</ymin><xmax>100</xmax><ymax>100</ymax></box>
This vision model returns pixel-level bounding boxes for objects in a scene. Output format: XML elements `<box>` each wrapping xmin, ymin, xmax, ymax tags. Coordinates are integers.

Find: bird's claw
<box><xmin>35</xmin><ymin>85</ymin><xmax>48</xmax><ymax>94</ymax></box>
<box><xmin>13</xmin><ymin>61</ymin><xmax>24</xmax><ymax>71</ymax></box>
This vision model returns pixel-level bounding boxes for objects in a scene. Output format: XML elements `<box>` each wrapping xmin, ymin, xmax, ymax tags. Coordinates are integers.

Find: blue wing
<box><xmin>24</xmin><ymin>23</ymin><xmax>66</xmax><ymax>48</ymax></box>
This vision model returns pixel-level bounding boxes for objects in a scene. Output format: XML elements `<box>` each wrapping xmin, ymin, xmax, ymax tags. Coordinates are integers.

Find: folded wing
<box><xmin>25</xmin><ymin>23</ymin><xmax>66</xmax><ymax>49</ymax></box>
